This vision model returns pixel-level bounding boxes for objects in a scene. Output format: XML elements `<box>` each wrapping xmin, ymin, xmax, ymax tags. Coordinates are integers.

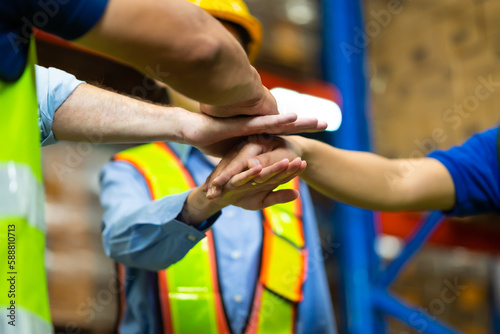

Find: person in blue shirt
<box><xmin>206</xmin><ymin>128</ymin><xmax>500</xmax><ymax>216</ymax></box>
<box><xmin>99</xmin><ymin>143</ymin><xmax>337</xmax><ymax>334</ymax></box>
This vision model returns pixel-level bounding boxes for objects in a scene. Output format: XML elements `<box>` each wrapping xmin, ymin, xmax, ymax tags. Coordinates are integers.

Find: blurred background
<box><xmin>37</xmin><ymin>0</ymin><xmax>500</xmax><ymax>333</ymax></box>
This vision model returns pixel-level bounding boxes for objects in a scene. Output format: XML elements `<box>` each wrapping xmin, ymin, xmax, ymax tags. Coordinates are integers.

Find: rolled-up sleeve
<box><xmin>99</xmin><ymin>160</ymin><xmax>220</xmax><ymax>271</ymax></box>
<box><xmin>36</xmin><ymin>65</ymin><xmax>86</xmax><ymax>146</ymax></box>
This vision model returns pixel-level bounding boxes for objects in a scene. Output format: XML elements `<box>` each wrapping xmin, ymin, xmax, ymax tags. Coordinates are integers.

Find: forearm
<box><xmin>293</xmin><ymin>137</ymin><xmax>454</xmax><ymax>211</ymax></box>
<box><xmin>76</xmin><ymin>0</ymin><xmax>262</xmax><ymax>106</ymax></box>
<box><xmin>52</xmin><ymin>83</ymin><xmax>187</xmax><ymax>143</ymax></box>
<box><xmin>295</xmin><ymin>137</ymin><xmax>405</xmax><ymax>210</ymax></box>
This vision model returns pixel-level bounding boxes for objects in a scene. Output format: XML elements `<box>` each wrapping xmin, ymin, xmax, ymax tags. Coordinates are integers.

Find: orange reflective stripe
<box><xmin>206</xmin><ymin>230</ymin><xmax>231</xmax><ymax>334</ymax></box>
<box><xmin>244</xmin><ymin>283</ymin><xmax>264</xmax><ymax>334</ymax></box>
<box><xmin>158</xmin><ymin>270</ymin><xmax>174</xmax><ymax>334</ymax></box>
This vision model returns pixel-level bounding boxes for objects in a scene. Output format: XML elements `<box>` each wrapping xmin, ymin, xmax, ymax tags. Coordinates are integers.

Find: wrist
<box><xmin>172</xmin><ymin>107</ymin><xmax>193</xmax><ymax>145</ymax></box>
<box><xmin>286</xmin><ymin>136</ymin><xmax>306</xmax><ymax>159</ymax></box>
<box><xmin>179</xmin><ymin>187</ymin><xmax>223</xmax><ymax>226</ymax></box>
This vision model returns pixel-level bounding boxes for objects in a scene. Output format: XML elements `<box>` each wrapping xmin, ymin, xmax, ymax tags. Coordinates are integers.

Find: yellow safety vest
<box><xmin>114</xmin><ymin>142</ymin><xmax>307</xmax><ymax>334</ymax></box>
<box><xmin>0</xmin><ymin>39</ymin><xmax>52</xmax><ymax>333</ymax></box>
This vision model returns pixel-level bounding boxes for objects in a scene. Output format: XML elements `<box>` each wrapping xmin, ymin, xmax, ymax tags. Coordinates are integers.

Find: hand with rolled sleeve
<box><xmin>35</xmin><ymin>65</ymin><xmax>326</xmax><ymax>156</ymax></box>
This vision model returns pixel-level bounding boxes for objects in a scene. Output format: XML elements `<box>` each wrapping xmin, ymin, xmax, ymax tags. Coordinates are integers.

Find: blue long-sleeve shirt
<box><xmin>428</xmin><ymin>126</ymin><xmax>500</xmax><ymax>216</ymax></box>
<box><xmin>100</xmin><ymin>144</ymin><xmax>337</xmax><ymax>334</ymax></box>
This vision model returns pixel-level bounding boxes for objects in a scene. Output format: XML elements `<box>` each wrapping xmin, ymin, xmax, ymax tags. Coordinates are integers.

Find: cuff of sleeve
<box><xmin>126</xmin><ymin>218</ymin><xmax>208</xmax><ymax>270</ymax></box>
<box><xmin>43</xmin><ymin>80</ymin><xmax>86</xmax><ymax>146</ymax></box>
<box><xmin>428</xmin><ymin>152</ymin><xmax>468</xmax><ymax>216</ymax></box>
<box><xmin>196</xmin><ymin>211</ymin><xmax>221</xmax><ymax>232</ymax></box>
<box><xmin>163</xmin><ymin>218</ymin><xmax>209</xmax><ymax>244</ymax></box>
<box><xmin>36</xmin><ymin>66</ymin><xmax>86</xmax><ymax>146</ymax></box>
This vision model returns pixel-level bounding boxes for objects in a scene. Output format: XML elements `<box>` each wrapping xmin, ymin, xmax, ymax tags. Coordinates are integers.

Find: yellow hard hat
<box><xmin>187</xmin><ymin>0</ymin><xmax>262</xmax><ymax>63</ymax></box>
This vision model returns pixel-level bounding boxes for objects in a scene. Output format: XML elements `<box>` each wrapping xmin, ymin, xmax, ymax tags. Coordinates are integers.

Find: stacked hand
<box><xmin>185</xmin><ymin>86</ymin><xmax>321</xmax><ymax>211</ymax></box>
<box><xmin>184</xmin><ymin>86</ymin><xmax>325</xmax><ymax>157</ymax></box>
<box><xmin>202</xmin><ymin>135</ymin><xmax>303</xmax><ymax>199</ymax></box>
<box><xmin>182</xmin><ymin>110</ymin><xmax>324</xmax><ymax>157</ymax></box>
<box><xmin>179</xmin><ymin>150</ymin><xmax>306</xmax><ymax>226</ymax></box>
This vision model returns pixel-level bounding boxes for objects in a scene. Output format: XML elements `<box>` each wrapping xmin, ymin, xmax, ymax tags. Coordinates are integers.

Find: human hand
<box><xmin>212</xmin><ymin>156</ymin><xmax>305</xmax><ymax>209</ymax></box>
<box><xmin>204</xmin><ymin>135</ymin><xmax>305</xmax><ymax>199</ymax></box>
<box><xmin>200</xmin><ymin>87</ymin><xmax>279</xmax><ymax>117</ymax></box>
<box><xmin>180</xmin><ymin>156</ymin><xmax>305</xmax><ymax>225</ymax></box>
<box><xmin>180</xmin><ymin>109</ymin><xmax>326</xmax><ymax>157</ymax></box>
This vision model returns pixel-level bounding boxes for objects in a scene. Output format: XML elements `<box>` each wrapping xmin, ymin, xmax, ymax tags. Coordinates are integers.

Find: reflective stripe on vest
<box><xmin>0</xmin><ymin>38</ymin><xmax>53</xmax><ymax>333</ymax></box>
<box><xmin>114</xmin><ymin>142</ymin><xmax>307</xmax><ymax>334</ymax></box>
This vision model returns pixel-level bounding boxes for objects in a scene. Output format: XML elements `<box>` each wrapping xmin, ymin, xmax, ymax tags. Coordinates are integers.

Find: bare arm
<box><xmin>75</xmin><ymin>0</ymin><xmax>272</xmax><ymax>115</ymax></box>
<box><xmin>51</xmin><ymin>84</ymin><xmax>324</xmax><ymax>156</ymax></box>
<box><xmin>293</xmin><ymin>137</ymin><xmax>455</xmax><ymax>211</ymax></box>
<box><xmin>207</xmin><ymin>136</ymin><xmax>456</xmax><ymax>211</ymax></box>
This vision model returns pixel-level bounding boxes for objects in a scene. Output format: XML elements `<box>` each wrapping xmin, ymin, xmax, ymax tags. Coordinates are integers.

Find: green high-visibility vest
<box><xmin>0</xmin><ymin>38</ymin><xmax>53</xmax><ymax>333</ymax></box>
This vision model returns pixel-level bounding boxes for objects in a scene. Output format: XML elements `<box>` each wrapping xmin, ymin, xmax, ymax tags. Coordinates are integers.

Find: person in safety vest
<box><xmin>99</xmin><ymin>1</ymin><xmax>338</xmax><ymax>333</ymax></box>
<box><xmin>0</xmin><ymin>0</ymin><xmax>326</xmax><ymax>331</ymax></box>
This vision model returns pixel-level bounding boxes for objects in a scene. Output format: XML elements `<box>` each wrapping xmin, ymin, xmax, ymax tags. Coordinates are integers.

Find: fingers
<box><xmin>209</xmin><ymin>142</ymin><xmax>266</xmax><ymax>189</ymax></box>
<box><xmin>242</xmin><ymin>114</ymin><xmax>326</xmax><ymax>135</ymax></box>
<box><xmin>259</xmin><ymin>159</ymin><xmax>306</xmax><ymax>187</ymax></box>
<box><xmin>253</xmin><ymin>157</ymin><xmax>300</xmax><ymax>184</ymax></box>
<box><xmin>262</xmin><ymin>189</ymin><xmax>300</xmax><ymax>207</ymax></box>
<box><xmin>243</xmin><ymin>115</ymin><xmax>328</xmax><ymax>135</ymax></box>
<box><xmin>247</xmin><ymin>158</ymin><xmax>290</xmax><ymax>184</ymax></box>
<box><xmin>305</xmin><ymin>120</ymin><xmax>328</xmax><ymax>132</ymax></box>
<box><xmin>205</xmin><ymin>141</ymin><xmax>267</xmax><ymax>197</ymax></box>
<box><xmin>208</xmin><ymin>138</ymin><xmax>300</xmax><ymax>196</ymax></box>
<box><xmin>208</xmin><ymin>158</ymin><xmax>290</xmax><ymax>199</ymax></box>
<box><xmin>267</xmin><ymin>117</ymin><xmax>326</xmax><ymax>134</ymax></box>
<box><xmin>202</xmin><ymin>150</ymin><xmax>237</xmax><ymax>192</ymax></box>
<box><xmin>227</xmin><ymin>165</ymin><xmax>263</xmax><ymax>188</ymax></box>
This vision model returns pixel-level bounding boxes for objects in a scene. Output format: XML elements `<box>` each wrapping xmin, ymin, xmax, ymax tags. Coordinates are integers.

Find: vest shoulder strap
<box><xmin>114</xmin><ymin>142</ymin><xmax>195</xmax><ymax>198</ymax></box>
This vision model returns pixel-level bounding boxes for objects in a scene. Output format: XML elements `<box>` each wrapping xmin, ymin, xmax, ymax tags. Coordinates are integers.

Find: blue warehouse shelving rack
<box><xmin>320</xmin><ymin>1</ymin><xmax>480</xmax><ymax>333</ymax></box>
